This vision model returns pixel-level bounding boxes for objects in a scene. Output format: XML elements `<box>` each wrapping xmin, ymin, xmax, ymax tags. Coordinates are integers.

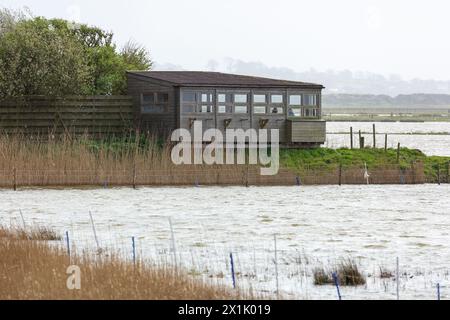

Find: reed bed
<box><xmin>0</xmin><ymin>224</ymin><xmax>61</xmax><ymax>240</ymax></box>
<box><xmin>313</xmin><ymin>259</ymin><xmax>366</xmax><ymax>286</ymax></box>
<box><xmin>0</xmin><ymin>132</ymin><xmax>248</xmax><ymax>187</ymax></box>
<box><xmin>0</xmin><ymin>132</ymin><xmax>428</xmax><ymax>187</ymax></box>
<box><xmin>0</xmin><ymin>225</ymin><xmax>252</xmax><ymax>300</ymax></box>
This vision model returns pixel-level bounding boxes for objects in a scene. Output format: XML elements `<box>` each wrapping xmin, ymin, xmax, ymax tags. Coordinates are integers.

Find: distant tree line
<box><xmin>323</xmin><ymin>93</ymin><xmax>450</xmax><ymax>108</ymax></box>
<box><xmin>0</xmin><ymin>8</ymin><xmax>152</xmax><ymax>97</ymax></box>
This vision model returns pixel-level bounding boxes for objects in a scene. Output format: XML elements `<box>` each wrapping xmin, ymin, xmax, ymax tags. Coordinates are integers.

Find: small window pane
<box><xmin>289</xmin><ymin>95</ymin><xmax>302</xmax><ymax>105</ymax></box>
<box><xmin>253</xmin><ymin>94</ymin><xmax>266</xmax><ymax>103</ymax></box>
<box><xmin>218</xmin><ymin>105</ymin><xmax>228</xmax><ymax>113</ymax></box>
<box><xmin>271</xmin><ymin>94</ymin><xmax>283</xmax><ymax>103</ymax></box>
<box><xmin>142</xmin><ymin>93</ymin><xmax>154</xmax><ymax>102</ymax></box>
<box><xmin>156</xmin><ymin>93</ymin><xmax>168</xmax><ymax>103</ymax></box>
<box><xmin>234</xmin><ymin>94</ymin><xmax>248</xmax><ymax>103</ymax></box>
<box><xmin>182</xmin><ymin>92</ymin><xmax>196</xmax><ymax>102</ymax></box>
<box><xmin>218</xmin><ymin>94</ymin><xmax>232</xmax><ymax>103</ymax></box>
<box><xmin>270</xmin><ymin>107</ymin><xmax>283</xmax><ymax>114</ymax></box>
<box><xmin>304</xmin><ymin>94</ymin><xmax>317</xmax><ymax>106</ymax></box>
<box><xmin>201</xmin><ymin>93</ymin><xmax>213</xmax><ymax>103</ymax></box>
<box><xmin>288</xmin><ymin>107</ymin><xmax>301</xmax><ymax>117</ymax></box>
<box><xmin>254</xmin><ymin>106</ymin><xmax>266</xmax><ymax>114</ymax></box>
<box><xmin>235</xmin><ymin>106</ymin><xmax>248</xmax><ymax>113</ymax></box>
<box><xmin>200</xmin><ymin>105</ymin><xmax>214</xmax><ymax>113</ymax></box>
<box><xmin>182</xmin><ymin>105</ymin><xmax>195</xmax><ymax>113</ymax></box>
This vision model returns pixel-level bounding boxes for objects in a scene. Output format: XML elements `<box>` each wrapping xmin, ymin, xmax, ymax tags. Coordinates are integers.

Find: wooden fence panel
<box><xmin>0</xmin><ymin>96</ymin><xmax>134</xmax><ymax>135</ymax></box>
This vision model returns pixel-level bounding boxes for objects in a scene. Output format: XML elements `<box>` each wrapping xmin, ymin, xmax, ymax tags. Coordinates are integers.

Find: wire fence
<box><xmin>0</xmin><ymin>162</ymin><xmax>431</xmax><ymax>188</ymax></box>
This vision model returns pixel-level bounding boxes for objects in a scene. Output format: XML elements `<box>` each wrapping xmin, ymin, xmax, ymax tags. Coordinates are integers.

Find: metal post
<box><xmin>132</xmin><ymin>236</ymin><xmax>136</xmax><ymax>266</ymax></box>
<box><xmin>350</xmin><ymin>127</ymin><xmax>353</xmax><ymax>149</ymax></box>
<box><xmin>372</xmin><ymin>123</ymin><xmax>376</xmax><ymax>148</ymax></box>
<box><xmin>89</xmin><ymin>211</ymin><xmax>99</xmax><ymax>249</ymax></box>
<box><xmin>396</xmin><ymin>257</ymin><xmax>400</xmax><ymax>300</ymax></box>
<box><xmin>332</xmin><ymin>272</ymin><xmax>342</xmax><ymax>300</ymax></box>
<box><xmin>65</xmin><ymin>231</ymin><xmax>71</xmax><ymax>259</ymax></box>
<box><xmin>437</xmin><ymin>283</ymin><xmax>441</xmax><ymax>300</ymax></box>
<box><xmin>230</xmin><ymin>253</ymin><xmax>236</xmax><ymax>289</ymax></box>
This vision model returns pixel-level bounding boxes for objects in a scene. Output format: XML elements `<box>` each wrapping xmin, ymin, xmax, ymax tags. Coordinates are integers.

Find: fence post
<box><xmin>230</xmin><ymin>253</ymin><xmax>236</xmax><ymax>289</ymax></box>
<box><xmin>65</xmin><ymin>231</ymin><xmax>71</xmax><ymax>259</ymax></box>
<box><xmin>384</xmin><ymin>134</ymin><xmax>388</xmax><ymax>152</ymax></box>
<box><xmin>332</xmin><ymin>272</ymin><xmax>342</xmax><ymax>300</ymax></box>
<box><xmin>397</xmin><ymin>143</ymin><xmax>400</xmax><ymax>163</ymax></box>
<box><xmin>437</xmin><ymin>283</ymin><xmax>441</xmax><ymax>300</ymax></box>
<box><xmin>372</xmin><ymin>123</ymin><xmax>376</xmax><ymax>148</ymax></box>
<box><xmin>350</xmin><ymin>127</ymin><xmax>353</xmax><ymax>149</ymax></box>
<box><xmin>338</xmin><ymin>164</ymin><xmax>342</xmax><ymax>186</ymax></box>
<box><xmin>274</xmin><ymin>234</ymin><xmax>279</xmax><ymax>299</ymax></box>
<box><xmin>396</xmin><ymin>257</ymin><xmax>400</xmax><ymax>300</ymax></box>
<box><xmin>132</xmin><ymin>236</ymin><xmax>136</xmax><ymax>266</ymax></box>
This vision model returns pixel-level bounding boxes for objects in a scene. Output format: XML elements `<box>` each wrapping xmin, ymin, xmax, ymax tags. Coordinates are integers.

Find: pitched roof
<box><xmin>127</xmin><ymin>71</ymin><xmax>324</xmax><ymax>89</ymax></box>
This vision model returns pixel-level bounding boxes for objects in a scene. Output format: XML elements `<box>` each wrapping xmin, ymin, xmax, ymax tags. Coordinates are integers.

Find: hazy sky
<box><xmin>2</xmin><ymin>0</ymin><xmax>450</xmax><ymax>81</ymax></box>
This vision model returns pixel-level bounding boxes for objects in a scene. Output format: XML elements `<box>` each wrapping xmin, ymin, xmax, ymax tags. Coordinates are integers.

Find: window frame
<box><xmin>267</xmin><ymin>92</ymin><xmax>285</xmax><ymax>116</ymax></box>
<box><xmin>140</xmin><ymin>92</ymin><xmax>169</xmax><ymax>114</ymax></box>
<box><xmin>233</xmin><ymin>92</ymin><xmax>250</xmax><ymax>114</ymax></box>
<box><xmin>216</xmin><ymin>92</ymin><xmax>233</xmax><ymax>114</ymax></box>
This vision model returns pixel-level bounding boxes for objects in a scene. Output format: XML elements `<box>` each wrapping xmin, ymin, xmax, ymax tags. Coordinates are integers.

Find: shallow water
<box><xmin>1</xmin><ymin>185</ymin><xmax>449</xmax><ymax>299</ymax></box>
<box><xmin>326</xmin><ymin>122</ymin><xmax>450</xmax><ymax>156</ymax></box>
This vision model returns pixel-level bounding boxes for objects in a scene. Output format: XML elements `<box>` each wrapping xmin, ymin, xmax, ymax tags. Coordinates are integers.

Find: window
<box><xmin>304</xmin><ymin>94</ymin><xmax>317</xmax><ymax>106</ymax></box>
<box><xmin>157</xmin><ymin>93</ymin><xmax>169</xmax><ymax>103</ymax></box>
<box><xmin>234</xmin><ymin>94</ymin><xmax>248</xmax><ymax>103</ymax></box>
<box><xmin>199</xmin><ymin>105</ymin><xmax>214</xmax><ymax>113</ymax></box>
<box><xmin>289</xmin><ymin>95</ymin><xmax>302</xmax><ymax>106</ymax></box>
<box><xmin>304</xmin><ymin>108</ymin><xmax>319</xmax><ymax>117</ymax></box>
<box><xmin>141</xmin><ymin>92</ymin><xmax>168</xmax><ymax>113</ymax></box>
<box><xmin>253</xmin><ymin>94</ymin><xmax>266</xmax><ymax>103</ymax></box>
<box><xmin>270</xmin><ymin>107</ymin><xmax>283</xmax><ymax>114</ymax></box>
<box><xmin>288</xmin><ymin>107</ymin><xmax>301</xmax><ymax>117</ymax></box>
<box><xmin>254</xmin><ymin>106</ymin><xmax>266</xmax><ymax>114</ymax></box>
<box><xmin>218</xmin><ymin>93</ymin><xmax>232</xmax><ymax>103</ymax></box>
<box><xmin>217</xmin><ymin>93</ymin><xmax>233</xmax><ymax>114</ymax></box>
<box><xmin>271</xmin><ymin>94</ymin><xmax>283</xmax><ymax>103</ymax></box>
<box><xmin>235</xmin><ymin>106</ymin><xmax>248</xmax><ymax>113</ymax></box>
<box><xmin>218</xmin><ymin>105</ymin><xmax>232</xmax><ymax>113</ymax></box>
<box><xmin>201</xmin><ymin>93</ymin><xmax>213</xmax><ymax>103</ymax></box>
<box><xmin>182</xmin><ymin>92</ymin><xmax>197</xmax><ymax>102</ymax></box>
<box><xmin>143</xmin><ymin>93</ymin><xmax>154</xmax><ymax>102</ymax></box>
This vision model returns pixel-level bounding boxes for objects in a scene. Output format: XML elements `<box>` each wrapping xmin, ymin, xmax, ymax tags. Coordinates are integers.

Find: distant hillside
<box><xmin>170</xmin><ymin>58</ymin><xmax>450</xmax><ymax>96</ymax></box>
<box><xmin>323</xmin><ymin>94</ymin><xmax>450</xmax><ymax>108</ymax></box>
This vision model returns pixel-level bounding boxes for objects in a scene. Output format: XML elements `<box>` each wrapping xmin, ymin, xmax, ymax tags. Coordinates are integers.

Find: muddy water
<box><xmin>1</xmin><ymin>185</ymin><xmax>449</xmax><ymax>299</ymax></box>
<box><xmin>326</xmin><ymin>122</ymin><xmax>450</xmax><ymax>156</ymax></box>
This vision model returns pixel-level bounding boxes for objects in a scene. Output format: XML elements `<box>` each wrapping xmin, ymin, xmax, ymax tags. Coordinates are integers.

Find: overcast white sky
<box><xmin>2</xmin><ymin>0</ymin><xmax>450</xmax><ymax>81</ymax></box>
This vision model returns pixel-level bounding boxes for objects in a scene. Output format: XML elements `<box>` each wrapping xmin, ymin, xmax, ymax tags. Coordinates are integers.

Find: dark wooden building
<box><xmin>126</xmin><ymin>71</ymin><xmax>326</xmax><ymax>146</ymax></box>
